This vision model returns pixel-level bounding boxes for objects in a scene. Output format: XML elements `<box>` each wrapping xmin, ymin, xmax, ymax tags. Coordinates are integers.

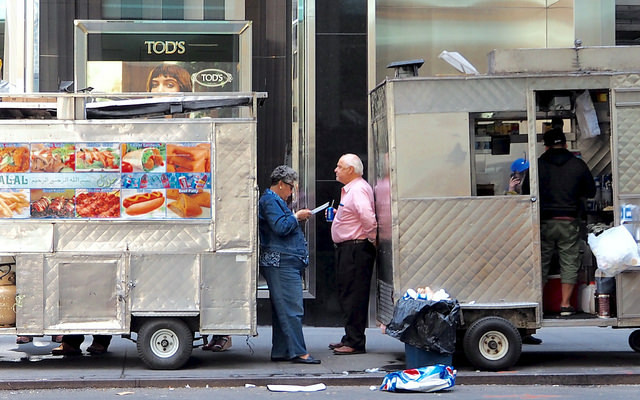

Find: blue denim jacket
<box><xmin>258</xmin><ymin>189</ymin><xmax>308</xmax><ymax>259</ymax></box>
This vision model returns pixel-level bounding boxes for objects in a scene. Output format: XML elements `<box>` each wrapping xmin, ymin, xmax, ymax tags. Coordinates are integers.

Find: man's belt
<box><xmin>335</xmin><ymin>239</ymin><xmax>369</xmax><ymax>248</ymax></box>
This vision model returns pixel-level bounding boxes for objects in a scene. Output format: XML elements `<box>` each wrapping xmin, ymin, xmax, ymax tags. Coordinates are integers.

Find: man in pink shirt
<box><xmin>328</xmin><ymin>154</ymin><xmax>377</xmax><ymax>355</ymax></box>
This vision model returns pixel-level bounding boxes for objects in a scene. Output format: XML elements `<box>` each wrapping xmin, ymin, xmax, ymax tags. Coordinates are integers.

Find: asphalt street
<box><xmin>0</xmin><ymin>325</ymin><xmax>639</xmax><ymax>389</ymax></box>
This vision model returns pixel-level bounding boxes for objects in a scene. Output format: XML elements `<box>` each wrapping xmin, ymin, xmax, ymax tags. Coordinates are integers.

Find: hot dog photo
<box><xmin>121</xmin><ymin>189</ymin><xmax>166</xmax><ymax>218</ymax></box>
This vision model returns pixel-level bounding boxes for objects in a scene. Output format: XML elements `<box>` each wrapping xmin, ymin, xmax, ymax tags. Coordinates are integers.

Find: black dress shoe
<box><xmin>291</xmin><ymin>355</ymin><xmax>321</xmax><ymax>364</ymax></box>
<box><xmin>522</xmin><ymin>335</ymin><xmax>542</xmax><ymax>345</ymax></box>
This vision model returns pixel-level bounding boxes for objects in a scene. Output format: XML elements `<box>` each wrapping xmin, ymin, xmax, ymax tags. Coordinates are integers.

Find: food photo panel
<box><xmin>121</xmin><ymin>189</ymin><xmax>166</xmax><ymax>219</ymax></box>
<box><xmin>75</xmin><ymin>188</ymin><xmax>121</xmax><ymax>218</ymax></box>
<box><xmin>0</xmin><ymin>189</ymin><xmax>30</xmax><ymax>218</ymax></box>
<box><xmin>166</xmin><ymin>188</ymin><xmax>211</xmax><ymax>219</ymax></box>
<box><xmin>166</xmin><ymin>143</ymin><xmax>210</xmax><ymax>173</ymax></box>
<box><xmin>30</xmin><ymin>143</ymin><xmax>75</xmax><ymax>173</ymax></box>
<box><xmin>121</xmin><ymin>143</ymin><xmax>166</xmax><ymax>173</ymax></box>
<box><xmin>0</xmin><ymin>143</ymin><xmax>30</xmax><ymax>173</ymax></box>
<box><xmin>30</xmin><ymin>189</ymin><xmax>75</xmax><ymax>218</ymax></box>
<box><xmin>75</xmin><ymin>143</ymin><xmax>120</xmax><ymax>172</ymax></box>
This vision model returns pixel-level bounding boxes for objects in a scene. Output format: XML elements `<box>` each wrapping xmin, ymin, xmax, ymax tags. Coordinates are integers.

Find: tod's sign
<box><xmin>193</xmin><ymin>69</ymin><xmax>233</xmax><ymax>88</ymax></box>
<box><xmin>144</xmin><ymin>40</ymin><xmax>186</xmax><ymax>55</ymax></box>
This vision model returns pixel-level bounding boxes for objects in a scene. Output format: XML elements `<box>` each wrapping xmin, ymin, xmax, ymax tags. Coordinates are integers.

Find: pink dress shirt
<box><xmin>331</xmin><ymin>176</ymin><xmax>377</xmax><ymax>243</ymax></box>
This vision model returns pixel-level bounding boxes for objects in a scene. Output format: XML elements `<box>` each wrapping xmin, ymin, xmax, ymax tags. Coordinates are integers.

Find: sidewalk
<box><xmin>0</xmin><ymin>326</ymin><xmax>639</xmax><ymax>389</ymax></box>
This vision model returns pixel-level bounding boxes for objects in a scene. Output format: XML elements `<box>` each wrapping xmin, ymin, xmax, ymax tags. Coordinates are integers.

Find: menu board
<box><xmin>0</xmin><ymin>142</ymin><xmax>212</xmax><ymax>220</ymax></box>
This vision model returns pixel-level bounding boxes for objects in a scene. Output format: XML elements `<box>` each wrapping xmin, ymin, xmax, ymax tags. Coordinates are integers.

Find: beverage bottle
<box><xmin>601</xmin><ymin>174</ymin><xmax>612</xmax><ymax>208</ymax></box>
<box><xmin>139</xmin><ymin>174</ymin><xmax>148</xmax><ymax>189</ymax></box>
<box><xmin>593</xmin><ymin>176</ymin><xmax>601</xmax><ymax>211</ymax></box>
<box><xmin>195</xmin><ymin>174</ymin><xmax>208</xmax><ymax>189</ymax></box>
<box><xmin>161</xmin><ymin>173</ymin><xmax>170</xmax><ymax>188</ymax></box>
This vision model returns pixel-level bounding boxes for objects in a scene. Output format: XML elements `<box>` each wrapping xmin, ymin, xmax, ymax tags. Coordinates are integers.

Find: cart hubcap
<box><xmin>478</xmin><ymin>330</ymin><xmax>508</xmax><ymax>360</ymax></box>
<box><xmin>150</xmin><ymin>329</ymin><xmax>179</xmax><ymax>359</ymax></box>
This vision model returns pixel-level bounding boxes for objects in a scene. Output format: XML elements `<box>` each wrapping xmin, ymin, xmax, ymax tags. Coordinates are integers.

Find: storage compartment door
<box><xmin>44</xmin><ymin>255</ymin><xmax>128</xmax><ymax>333</ymax></box>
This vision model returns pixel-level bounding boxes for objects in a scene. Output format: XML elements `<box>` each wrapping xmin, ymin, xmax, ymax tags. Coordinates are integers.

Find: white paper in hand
<box><xmin>310</xmin><ymin>202</ymin><xmax>330</xmax><ymax>214</ymax></box>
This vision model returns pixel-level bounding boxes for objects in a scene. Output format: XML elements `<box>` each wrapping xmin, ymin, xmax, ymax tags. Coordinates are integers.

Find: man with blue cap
<box><xmin>507</xmin><ymin>158</ymin><xmax>530</xmax><ymax>195</ymax></box>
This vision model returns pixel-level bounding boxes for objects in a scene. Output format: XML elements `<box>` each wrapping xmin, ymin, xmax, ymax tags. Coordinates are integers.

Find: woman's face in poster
<box><xmin>149</xmin><ymin>75</ymin><xmax>181</xmax><ymax>92</ymax></box>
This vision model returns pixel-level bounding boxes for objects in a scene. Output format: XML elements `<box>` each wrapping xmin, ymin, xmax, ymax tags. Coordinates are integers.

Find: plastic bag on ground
<box><xmin>385</xmin><ymin>296</ymin><xmax>460</xmax><ymax>354</ymax></box>
<box><xmin>588</xmin><ymin>225</ymin><xmax>640</xmax><ymax>276</ymax></box>
<box><xmin>380</xmin><ymin>364</ymin><xmax>456</xmax><ymax>393</ymax></box>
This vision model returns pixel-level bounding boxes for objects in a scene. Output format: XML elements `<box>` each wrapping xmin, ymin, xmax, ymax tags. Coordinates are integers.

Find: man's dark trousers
<box><xmin>335</xmin><ymin>240</ymin><xmax>376</xmax><ymax>351</ymax></box>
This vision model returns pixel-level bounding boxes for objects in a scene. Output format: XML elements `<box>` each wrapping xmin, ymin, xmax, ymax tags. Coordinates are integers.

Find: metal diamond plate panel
<box><xmin>200</xmin><ymin>252</ymin><xmax>256</xmax><ymax>334</ymax></box>
<box><xmin>371</xmin><ymin>84</ymin><xmax>387</xmax><ymax>123</ymax></box>
<box><xmin>377</xmin><ymin>279</ymin><xmax>395</xmax><ymax>325</ymax></box>
<box><xmin>0</xmin><ymin>119</ymin><xmax>212</xmax><ymax>143</ymax></box>
<box><xmin>55</xmin><ymin>222</ymin><xmax>212</xmax><ymax>253</ymax></box>
<box><xmin>215</xmin><ymin>122</ymin><xmax>257</xmax><ymax>251</ymax></box>
<box><xmin>615</xmin><ymin>107</ymin><xmax>640</xmax><ymax>195</ymax></box>
<box><xmin>395</xmin><ymin>198</ymin><xmax>539</xmax><ymax>304</ymax></box>
<box><xmin>130</xmin><ymin>254</ymin><xmax>199</xmax><ymax>312</ymax></box>
<box><xmin>613</xmin><ymin>73</ymin><xmax>640</xmax><ymax>89</ymax></box>
<box><xmin>392</xmin><ymin>77</ymin><xmax>527</xmax><ymax>114</ymax></box>
<box><xmin>620</xmin><ymin>271</ymin><xmax>640</xmax><ymax>318</ymax></box>
<box><xmin>15</xmin><ymin>254</ymin><xmax>44</xmax><ymax>333</ymax></box>
<box><xmin>0</xmin><ymin>223</ymin><xmax>53</xmax><ymax>253</ymax></box>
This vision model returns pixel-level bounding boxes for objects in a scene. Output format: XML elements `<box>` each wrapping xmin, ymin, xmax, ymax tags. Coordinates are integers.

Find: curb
<box><xmin>2</xmin><ymin>372</ymin><xmax>640</xmax><ymax>390</ymax></box>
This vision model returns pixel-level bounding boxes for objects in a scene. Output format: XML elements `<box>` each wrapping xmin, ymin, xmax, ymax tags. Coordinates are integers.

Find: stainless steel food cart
<box><xmin>371</xmin><ymin>46</ymin><xmax>640</xmax><ymax>370</ymax></box>
<box><xmin>0</xmin><ymin>92</ymin><xmax>265</xmax><ymax>369</ymax></box>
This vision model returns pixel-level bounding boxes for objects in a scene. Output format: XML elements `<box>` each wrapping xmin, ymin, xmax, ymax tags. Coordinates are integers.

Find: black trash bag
<box><xmin>385</xmin><ymin>297</ymin><xmax>460</xmax><ymax>355</ymax></box>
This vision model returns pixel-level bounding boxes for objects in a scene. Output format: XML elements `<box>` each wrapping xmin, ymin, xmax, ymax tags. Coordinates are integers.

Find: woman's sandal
<box><xmin>212</xmin><ymin>336</ymin><xmax>231</xmax><ymax>352</ymax></box>
<box><xmin>202</xmin><ymin>341</ymin><xmax>216</xmax><ymax>351</ymax></box>
<box><xmin>16</xmin><ymin>336</ymin><xmax>33</xmax><ymax>344</ymax></box>
<box><xmin>87</xmin><ymin>342</ymin><xmax>107</xmax><ymax>355</ymax></box>
<box><xmin>51</xmin><ymin>343</ymin><xmax>82</xmax><ymax>356</ymax></box>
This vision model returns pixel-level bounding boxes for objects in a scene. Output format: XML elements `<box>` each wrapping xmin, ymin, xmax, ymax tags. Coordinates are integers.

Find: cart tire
<box><xmin>463</xmin><ymin>316</ymin><xmax>522</xmax><ymax>371</ymax></box>
<box><xmin>137</xmin><ymin>318</ymin><xmax>193</xmax><ymax>370</ymax></box>
<box><xmin>628</xmin><ymin>330</ymin><xmax>640</xmax><ymax>352</ymax></box>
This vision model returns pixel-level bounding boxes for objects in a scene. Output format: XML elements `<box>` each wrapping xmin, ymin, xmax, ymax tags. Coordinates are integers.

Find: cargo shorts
<box><xmin>540</xmin><ymin>219</ymin><xmax>581</xmax><ymax>284</ymax></box>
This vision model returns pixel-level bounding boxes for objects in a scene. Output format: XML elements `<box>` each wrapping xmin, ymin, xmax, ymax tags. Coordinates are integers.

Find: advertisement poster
<box><xmin>0</xmin><ymin>142</ymin><xmax>212</xmax><ymax>220</ymax></box>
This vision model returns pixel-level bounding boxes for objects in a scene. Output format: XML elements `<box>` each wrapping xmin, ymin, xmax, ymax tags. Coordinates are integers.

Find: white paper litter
<box><xmin>266</xmin><ymin>383</ymin><xmax>326</xmax><ymax>392</ymax></box>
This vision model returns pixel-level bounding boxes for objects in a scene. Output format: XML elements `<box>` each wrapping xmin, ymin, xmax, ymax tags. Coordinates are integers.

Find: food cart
<box><xmin>371</xmin><ymin>46</ymin><xmax>640</xmax><ymax>370</ymax></box>
<box><xmin>0</xmin><ymin>92</ymin><xmax>265</xmax><ymax>369</ymax></box>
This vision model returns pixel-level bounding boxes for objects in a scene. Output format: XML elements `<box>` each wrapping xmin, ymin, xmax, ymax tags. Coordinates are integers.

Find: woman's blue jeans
<box><xmin>260</xmin><ymin>255</ymin><xmax>308</xmax><ymax>359</ymax></box>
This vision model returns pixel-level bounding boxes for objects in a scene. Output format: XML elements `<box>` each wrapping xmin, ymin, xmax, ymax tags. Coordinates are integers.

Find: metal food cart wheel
<box><xmin>628</xmin><ymin>329</ymin><xmax>640</xmax><ymax>352</ymax></box>
<box><xmin>463</xmin><ymin>316</ymin><xmax>522</xmax><ymax>371</ymax></box>
<box><xmin>137</xmin><ymin>318</ymin><xmax>193</xmax><ymax>370</ymax></box>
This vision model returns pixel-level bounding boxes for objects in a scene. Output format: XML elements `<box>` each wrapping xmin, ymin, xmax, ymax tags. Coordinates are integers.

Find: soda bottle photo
<box><xmin>139</xmin><ymin>174</ymin><xmax>148</xmax><ymax>189</ymax></box>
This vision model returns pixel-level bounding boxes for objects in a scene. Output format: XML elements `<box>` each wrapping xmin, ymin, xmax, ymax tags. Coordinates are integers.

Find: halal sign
<box><xmin>193</xmin><ymin>69</ymin><xmax>233</xmax><ymax>88</ymax></box>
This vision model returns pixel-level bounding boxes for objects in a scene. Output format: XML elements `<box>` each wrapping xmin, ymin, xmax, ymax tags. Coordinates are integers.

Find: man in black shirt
<box><xmin>538</xmin><ymin>128</ymin><xmax>596</xmax><ymax>316</ymax></box>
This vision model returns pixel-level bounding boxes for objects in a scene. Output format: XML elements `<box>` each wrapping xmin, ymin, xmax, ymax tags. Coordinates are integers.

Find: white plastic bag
<box><xmin>575</xmin><ymin>90</ymin><xmax>601</xmax><ymax>139</ymax></box>
<box><xmin>588</xmin><ymin>225</ymin><xmax>640</xmax><ymax>276</ymax></box>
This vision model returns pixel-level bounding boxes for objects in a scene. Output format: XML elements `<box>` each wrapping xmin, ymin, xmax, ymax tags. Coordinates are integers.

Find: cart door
<box><xmin>613</xmin><ymin>88</ymin><xmax>640</xmax><ymax>321</ymax></box>
<box><xmin>43</xmin><ymin>254</ymin><xmax>128</xmax><ymax>334</ymax></box>
<box><xmin>389</xmin><ymin>111</ymin><xmax>540</xmax><ymax>305</ymax></box>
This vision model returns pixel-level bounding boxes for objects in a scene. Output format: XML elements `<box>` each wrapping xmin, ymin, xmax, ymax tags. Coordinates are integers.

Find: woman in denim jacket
<box><xmin>258</xmin><ymin>165</ymin><xmax>320</xmax><ymax>364</ymax></box>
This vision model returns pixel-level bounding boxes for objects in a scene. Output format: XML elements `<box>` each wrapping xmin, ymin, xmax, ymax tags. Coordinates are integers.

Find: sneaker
<box><xmin>560</xmin><ymin>306</ymin><xmax>576</xmax><ymax>316</ymax></box>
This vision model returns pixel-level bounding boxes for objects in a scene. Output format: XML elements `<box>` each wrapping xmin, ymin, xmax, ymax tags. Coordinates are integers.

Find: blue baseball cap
<box><xmin>511</xmin><ymin>158</ymin><xmax>529</xmax><ymax>173</ymax></box>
